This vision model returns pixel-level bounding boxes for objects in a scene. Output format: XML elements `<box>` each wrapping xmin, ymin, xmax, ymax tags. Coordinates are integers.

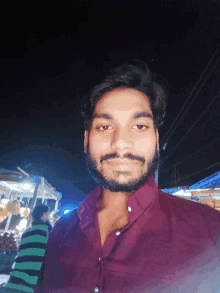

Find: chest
<box><xmin>55</xmin><ymin>219</ymin><xmax>213</xmax><ymax>293</ymax></box>
<box><xmin>52</xmin><ymin>211</ymin><xmax>216</xmax><ymax>293</ymax></box>
<box><xmin>98</xmin><ymin>209</ymin><xmax>129</xmax><ymax>246</ymax></box>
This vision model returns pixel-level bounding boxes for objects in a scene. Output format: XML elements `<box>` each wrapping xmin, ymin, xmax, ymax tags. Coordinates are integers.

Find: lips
<box><xmin>105</xmin><ymin>159</ymin><xmax>141</xmax><ymax>165</ymax></box>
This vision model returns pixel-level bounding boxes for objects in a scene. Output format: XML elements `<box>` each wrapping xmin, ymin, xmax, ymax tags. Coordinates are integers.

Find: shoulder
<box><xmin>159</xmin><ymin>189</ymin><xmax>220</xmax><ymax>216</ymax></box>
<box><xmin>19</xmin><ymin>224</ymin><xmax>50</xmax><ymax>251</ymax></box>
<box><xmin>159</xmin><ymin>190</ymin><xmax>220</xmax><ymax>242</ymax></box>
<box><xmin>22</xmin><ymin>224</ymin><xmax>50</xmax><ymax>239</ymax></box>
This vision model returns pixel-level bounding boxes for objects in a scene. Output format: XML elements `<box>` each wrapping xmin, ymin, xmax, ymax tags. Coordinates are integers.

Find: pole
<box><xmin>29</xmin><ymin>179</ymin><xmax>41</xmax><ymax>212</ymax></box>
<box><xmin>27</xmin><ymin>179</ymin><xmax>41</xmax><ymax>226</ymax></box>
<box><xmin>55</xmin><ymin>200</ymin><xmax>59</xmax><ymax>211</ymax></box>
<box><xmin>174</xmin><ymin>165</ymin><xmax>176</xmax><ymax>186</ymax></box>
<box><xmin>155</xmin><ymin>168</ymin><xmax>159</xmax><ymax>185</ymax></box>
<box><xmin>17</xmin><ymin>167</ymin><xmax>30</xmax><ymax>177</ymax></box>
<box><xmin>4</xmin><ymin>212</ymin><xmax>13</xmax><ymax>233</ymax></box>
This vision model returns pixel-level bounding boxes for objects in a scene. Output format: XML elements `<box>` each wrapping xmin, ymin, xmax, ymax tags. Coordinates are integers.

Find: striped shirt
<box><xmin>4</xmin><ymin>220</ymin><xmax>52</xmax><ymax>293</ymax></box>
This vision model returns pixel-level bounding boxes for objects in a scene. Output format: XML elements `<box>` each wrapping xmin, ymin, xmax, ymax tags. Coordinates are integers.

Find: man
<box><xmin>35</xmin><ymin>61</ymin><xmax>220</xmax><ymax>293</ymax></box>
<box><xmin>1</xmin><ymin>205</ymin><xmax>52</xmax><ymax>293</ymax></box>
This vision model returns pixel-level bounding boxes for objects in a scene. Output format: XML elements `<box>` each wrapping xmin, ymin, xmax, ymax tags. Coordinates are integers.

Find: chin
<box><xmin>106</xmin><ymin>173</ymin><xmax>143</xmax><ymax>184</ymax></box>
<box><xmin>86</xmin><ymin>145</ymin><xmax>160</xmax><ymax>192</ymax></box>
<box><xmin>96</xmin><ymin>169</ymin><xmax>154</xmax><ymax>192</ymax></box>
<box><xmin>101</xmin><ymin>179</ymin><xmax>148</xmax><ymax>192</ymax></box>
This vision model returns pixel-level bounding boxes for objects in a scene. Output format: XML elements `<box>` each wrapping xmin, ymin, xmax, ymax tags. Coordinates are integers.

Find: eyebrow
<box><xmin>92</xmin><ymin>113</ymin><xmax>113</xmax><ymax>120</ymax></box>
<box><xmin>92</xmin><ymin>111</ymin><xmax>153</xmax><ymax>120</ymax></box>
<box><xmin>133</xmin><ymin>111</ymin><xmax>153</xmax><ymax>119</ymax></box>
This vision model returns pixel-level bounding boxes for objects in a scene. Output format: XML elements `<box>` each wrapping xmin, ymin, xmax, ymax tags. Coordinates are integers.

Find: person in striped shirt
<box><xmin>1</xmin><ymin>204</ymin><xmax>52</xmax><ymax>293</ymax></box>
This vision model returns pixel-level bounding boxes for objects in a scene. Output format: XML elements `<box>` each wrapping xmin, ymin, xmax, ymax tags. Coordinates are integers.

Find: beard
<box><xmin>86</xmin><ymin>143</ymin><xmax>160</xmax><ymax>192</ymax></box>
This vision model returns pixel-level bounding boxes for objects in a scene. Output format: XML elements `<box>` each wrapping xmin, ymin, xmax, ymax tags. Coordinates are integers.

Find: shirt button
<box><xmin>115</xmin><ymin>231</ymin><xmax>121</xmax><ymax>236</ymax></box>
<box><xmin>94</xmin><ymin>287</ymin><xmax>99</xmax><ymax>292</ymax></box>
<box><xmin>128</xmin><ymin>206</ymin><xmax>132</xmax><ymax>212</ymax></box>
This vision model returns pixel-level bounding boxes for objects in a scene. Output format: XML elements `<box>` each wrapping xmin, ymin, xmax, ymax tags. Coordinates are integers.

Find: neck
<box><xmin>100</xmin><ymin>188</ymin><xmax>132</xmax><ymax>211</ymax></box>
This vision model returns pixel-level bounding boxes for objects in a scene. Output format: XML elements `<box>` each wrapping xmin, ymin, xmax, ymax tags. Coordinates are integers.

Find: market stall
<box><xmin>0</xmin><ymin>167</ymin><xmax>62</xmax><ymax>266</ymax></box>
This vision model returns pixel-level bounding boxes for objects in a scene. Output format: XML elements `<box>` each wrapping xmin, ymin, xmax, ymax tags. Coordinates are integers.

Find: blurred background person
<box><xmin>1</xmin><ymin>205</ymin><xmax>52</xmax><ymax>293</ymax></box>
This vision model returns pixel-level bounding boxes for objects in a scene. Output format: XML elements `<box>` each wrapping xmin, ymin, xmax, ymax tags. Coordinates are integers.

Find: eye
<box><xmin>133</xmin><ymin>125</ymin><xmax>148</xmax><ymax>130</ymax></box>
<box><xmin>97</xmin><ymin>125</ymin><xmax>113</xmax><ymax>131</ymax></box>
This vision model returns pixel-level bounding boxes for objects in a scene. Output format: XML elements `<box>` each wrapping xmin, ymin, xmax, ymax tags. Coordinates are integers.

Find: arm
<box><xmin>33</xmin><ymin>256</ymin><xmax>45</xmax><ymax>293</ymax></box>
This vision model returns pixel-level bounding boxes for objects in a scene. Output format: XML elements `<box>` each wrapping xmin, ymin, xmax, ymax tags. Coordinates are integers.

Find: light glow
<box><xmin>20</xmin><ymin>183</ymin><xmax>32</xmax><ymax>190</ymax></box>
<box><xmin>16</xmin><ymin>218</ymin><xmax>28</xmax><ymax>231</ymax></box>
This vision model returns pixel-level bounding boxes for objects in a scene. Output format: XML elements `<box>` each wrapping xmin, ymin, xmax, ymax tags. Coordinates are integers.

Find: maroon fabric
<box><xmin>35</xmin><ymin>177</ymin><xmax>220</xmax><ymax>293</ymax></box>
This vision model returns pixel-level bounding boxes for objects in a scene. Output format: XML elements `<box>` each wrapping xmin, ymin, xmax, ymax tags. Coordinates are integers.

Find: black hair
<box><xmin>31</xmin><ymin>204</ymin><xmax>49</xmax><ymax>222</ymax></box>
<box><xmin>80</xmin><ymin>60</ymin><xmax>168</xmax><ymax>130</ymax></box>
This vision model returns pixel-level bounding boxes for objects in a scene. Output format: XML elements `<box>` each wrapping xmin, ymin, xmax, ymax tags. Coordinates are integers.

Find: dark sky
<box><xmin>0</xmin><ymin>0</ymin><xmax>220</xmax><ymax>207</ymax></box>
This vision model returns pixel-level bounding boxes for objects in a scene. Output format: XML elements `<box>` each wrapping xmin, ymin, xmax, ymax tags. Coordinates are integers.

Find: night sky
<box><xmin>0</xmin><ymin>0</ymin><xmax>220</xmax><ymax>209</ymax></box>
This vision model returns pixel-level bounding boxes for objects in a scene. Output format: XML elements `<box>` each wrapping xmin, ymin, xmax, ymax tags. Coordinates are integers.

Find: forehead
<box><xmin>94</xmin><ymin>88</ymin><xmax>152</xmax><ymax>117</ymax></box>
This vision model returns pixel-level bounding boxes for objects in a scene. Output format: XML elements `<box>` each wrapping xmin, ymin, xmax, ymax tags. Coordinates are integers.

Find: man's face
<box><xmin>41</xmin><ymin>210</ymin><xmax>50</xmax><ymax>222</ymax></box>
<box><xmin>84</xmin><ymin>88</ymin><xmax>160</xmax><ymax>192</ymax></box>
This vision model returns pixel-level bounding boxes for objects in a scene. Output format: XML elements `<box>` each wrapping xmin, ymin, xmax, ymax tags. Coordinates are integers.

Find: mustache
<box><xmin>100</xmin><ymin>153</ymin><xmax>145</xmax><ymax>163</ymax></box>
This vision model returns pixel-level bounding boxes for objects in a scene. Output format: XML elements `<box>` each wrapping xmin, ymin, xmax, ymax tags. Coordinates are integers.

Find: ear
<box><xmin>84</xmin><ymin>130</ymin><xmax>88</xmax><ymax>153</ymax></box>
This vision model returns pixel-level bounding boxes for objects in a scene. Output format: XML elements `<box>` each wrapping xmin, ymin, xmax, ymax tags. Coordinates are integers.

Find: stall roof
<box><xmin>0</xmin><ymin>169</ymin><xmax>62</xmax><ymax>201</ymax></box>
<box><xmin>162</xmin><ymin>171</ymin><xmax>220</xmax><ymax>194</ymax></box>
<box><xmin>190</xmin><ymin>171</ymin><xmax>220</xmax><ymax>189</ymax></box>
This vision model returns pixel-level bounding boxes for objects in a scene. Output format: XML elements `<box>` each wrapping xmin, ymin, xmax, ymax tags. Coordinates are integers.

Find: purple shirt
<box><xmin>35</xmin><ymin>178</ymin><xmax>220</xmax><ymax>293</ymax></box>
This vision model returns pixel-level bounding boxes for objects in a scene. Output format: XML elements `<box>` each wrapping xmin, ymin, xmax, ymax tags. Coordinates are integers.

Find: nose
<box><xmin>111</xmin><ymin>128</ymin><xmax>132</xmax><ymax>151</ymax></box>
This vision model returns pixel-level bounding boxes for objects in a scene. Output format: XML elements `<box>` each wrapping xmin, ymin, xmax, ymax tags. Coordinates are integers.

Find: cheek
<box><xmin>89</xmin><ymin>134</ymin><xmax>111</xmax><ymax>152</ymax></box>
<box><xmin>133</xmin><ymin>137</ymin><xmax>156</xmax><ymax>154</ymax></box>
<box><xmin>99</xmin><ymin>141</ymin><xmax>110</xmax><ymax>151</ymax></box>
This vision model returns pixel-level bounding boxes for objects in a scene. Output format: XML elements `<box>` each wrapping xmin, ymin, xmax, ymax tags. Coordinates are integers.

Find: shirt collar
<box><xmin>77</xmin><ymin>177</ymin><xmax>159</xmax><ymax>230</ymax></box>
